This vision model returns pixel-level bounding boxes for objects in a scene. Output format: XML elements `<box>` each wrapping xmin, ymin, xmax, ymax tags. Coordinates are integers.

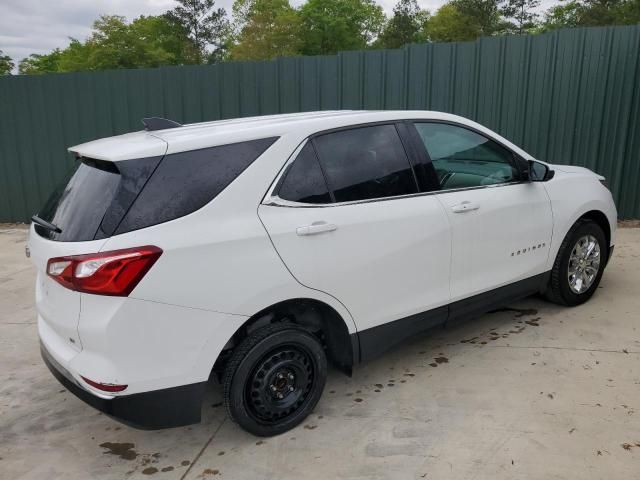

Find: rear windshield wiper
<box><xmin>31</xmin><ymin>215</ymin><xmax>62</xmax><ymax>234</ymax></box>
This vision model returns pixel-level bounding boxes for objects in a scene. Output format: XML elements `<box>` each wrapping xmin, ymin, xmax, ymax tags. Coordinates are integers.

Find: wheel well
<box><xmin>213</xmin><ymin>299</ymin><xmax>355</xmax><ymax>378</ymax></box>
<box><xmin>579</xmin><ymin>210</ymin><xmax>611</xmax><ymax>251</ymax></box>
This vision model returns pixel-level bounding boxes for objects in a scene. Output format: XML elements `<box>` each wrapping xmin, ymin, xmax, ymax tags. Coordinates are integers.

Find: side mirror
<box><xmin>529</xmin><ymin>160</ymin><xmax>554</xmax><ymax>182</ymax></box>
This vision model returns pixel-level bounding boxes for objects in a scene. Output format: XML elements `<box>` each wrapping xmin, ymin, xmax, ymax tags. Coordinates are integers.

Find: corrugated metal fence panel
<box><xmin>1</xmin><ymin>24</ymin><xmax>639</xmax><ymax>222</ymax></box>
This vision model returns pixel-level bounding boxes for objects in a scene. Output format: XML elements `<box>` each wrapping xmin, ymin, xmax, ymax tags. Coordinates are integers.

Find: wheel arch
<box><xmin>544</xmin><ymin>208</ymin><xmax>611</xmax><ymax>306</ymax></box>
<box><xmin>214</xmin><ymin>298</ymin><xmax>357</xmax><ymax>377</ymax></box>
<box><xmin>578</xmin><ymin>210</ymin><xmax>611</xmax><ymax>251</ymax></box>
<box><xmin>548</xmin><ymin>206</ymin><xmax>614</xmax><ymax>272</ymax></box>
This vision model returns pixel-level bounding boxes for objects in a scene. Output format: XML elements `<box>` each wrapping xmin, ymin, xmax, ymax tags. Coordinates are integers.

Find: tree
<box><xmin>230</xmin><ymin>0</ymin><xmax>303</xmax><ymax>60</ymax></box>
<box><xmin>131</xmin><ymin>15</ymin><xmax>199</xmax><ymax>64</ymax></box>
<box><xmin>19</xmin><ymin>47</ymin><xmax>74</xmax><ymax>75</ymax></box>
<box><xmin>299</xmin><ymin>0</ymin><xmax>386</xmax><ymax>55</ymax></box>
<box><xmin>78</xmin><ymin>15</ymin><xmax>171</xmax><ymax>70</ymax></box>
<box><xmin>539</xmin><ymin>1</ymin><xmax>582</xmax><ymax>30</ymax></box>
<box><xmin>231</xmin><ymin>0</ymin><xmax>258</xmax><ymax>33</ymax></box>
<box><xmin>166</xmin><ymin>0</ymin><xmax>229</xmax><ymax>63</ymax></box>
<box><xmin>618</xmin><ymin>0</ymin><xmax>640</xmax><ymax>23</ymax></box>
<box><xmin>427</xmin><ymin>4</ymin><xmax>481</xmax><ymax>42</ymax></box>
<box><xmin>578</xmin><ymin>0</ymin><xmax>627</xmax><ymax>24</ymax></box>
<box><xmin>451</xmin><ymin>0</ymin><xmax>507</xmax><ymax>36</ymax></box>
<box><xmin>85</xmin><ymin>15</ymin><xmax>198</xmax><ymax>68</ymax></box>
<box><xmin>501</xmin><ymin>0</ymin><xmax>540</xmax><ymax>33</ymax></box>
<box><xmin>18</xmin><ymin>15</ymin><xmax>198</xmax><ymax>74</ymax></box>
<box><xmin>0</xmin><ymin>50</ymin><xmax>14</xmax><ymax>75</ymax></box>
<box><xmin>539</xmin><ymin>0</ymin><xmax>640</xmax><ymax>30</ymax></box>
<box><xmin>376</xmin><ymin>0</ymin><xmax>429</xmax><ymax>49</ymax></box>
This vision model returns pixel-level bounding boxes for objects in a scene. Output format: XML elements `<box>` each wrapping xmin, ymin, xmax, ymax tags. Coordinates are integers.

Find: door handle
<box><xmin>296</xmin><ymin>221</ymin><xmax>338</xmax><ymax>236</ymax></box>
<box><xmin>451</xmin><ymin>201</ymin><xmax>480</xmax><ymax>213</ymax></box>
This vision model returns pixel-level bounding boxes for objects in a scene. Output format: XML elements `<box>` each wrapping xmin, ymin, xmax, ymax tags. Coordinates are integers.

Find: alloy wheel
<box><xmin>567</xmin><ymin>234</ymin><xmax>601</xmax><ymax>294</ymax></box>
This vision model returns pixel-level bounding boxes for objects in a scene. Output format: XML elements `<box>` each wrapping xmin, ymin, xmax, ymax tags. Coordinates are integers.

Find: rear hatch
<box><xmin>29</xmin><ymin>153</ymin><xmax>164</xmax><ymax>352</ymax></box>
<box><xmin>30</xmin><ymin>229</ymin><xmax>106</xmax><ymax>351</ymax></box>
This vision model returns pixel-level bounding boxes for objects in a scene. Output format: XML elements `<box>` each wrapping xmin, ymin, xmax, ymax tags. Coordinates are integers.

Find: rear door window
<box><xmin>312</xmin><ymin>125</ymin><xmax>418</xmax><ymax>203</ymax></box>
<box><xmin>277</xmin><ymin>143</ymin><xmax>331</xmax><ymax>204</ymax></box>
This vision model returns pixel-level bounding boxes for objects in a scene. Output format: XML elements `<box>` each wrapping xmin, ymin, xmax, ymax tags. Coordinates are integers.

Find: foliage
<box><xmin>540</xmin><ymin>0</ymin><xmax>640</xmax><ymax>30</ymax></box>
<box><xmin>19</xmin><ymin>53</ymin><xmax>52</xmax><ymax>75</ymax></box>
<box><xmin>427</xmin><ymin>4</ymin><xmax>482</xmax><ymax>42</ymax></box>
<box><xmin>539</xmin><ymin>1</ymin><xmax>582</xmax><ymax>30</ymax></box>
<box><xmin>232</xmin><ymin>0</ymin><xmax>258</xmax><ymax>32</ymax></box>
<box><xmin>375</xmin><ymin>0</ymin><xmax>429</xmax><ymax>48</ymax></box>
<box><xmin>450</xmin><ymin>0</ymin><xmax>508</xmax><ymax>36</ymax></box>
<box><xmin>19</xmin><ymin>15</ymin><xmax>199</xmax><ymax>74</ymax></box>
<box><xmin>230</xmin><ymin>0</ymin><xmax>303</xmax><ymax>60</ymax></box>
<box><xmin>0</xmin><ymin>50</ymin><xmax>15</xmax><ymax>75</ymax></box>
<box><xmin>501</xmin><ymin>0</ymin><xmax>540</xmax><ymax>34</ymax></box>
<box><xmin>165</xmin><ymin>0</ymin><xmax>229</xmax><ymax>63</ymax></box>
<box><xmin>299</xmin><ymin>0</ymin><xmax>386</xmax><ymax>55</ymax></box>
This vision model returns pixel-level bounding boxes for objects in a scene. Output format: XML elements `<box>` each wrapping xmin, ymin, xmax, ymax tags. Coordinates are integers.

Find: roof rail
<box><xmin>142</xmin><ymin>117</ymin><xmax>182</xmax><ymax>131</ymax></box>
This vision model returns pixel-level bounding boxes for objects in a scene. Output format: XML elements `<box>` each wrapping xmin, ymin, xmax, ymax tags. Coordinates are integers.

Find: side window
<box><xmin>313</xmin><ymin>125</ymin><xmax>418</xmax><ymax>203</ymax></box>
<box><xmin>413</xmin><ymin>123</ymin><xmax>518</xmax><ymax>191</ymax></box>
<box><xmin>278</xmin><ymin>143</ymin><xmax>331</xmax><ymax>204</ymax></box>
<box><xmin>115</xmin><ymin>137</ymin><xmax>278</xmax><ymax>234</ymax></box>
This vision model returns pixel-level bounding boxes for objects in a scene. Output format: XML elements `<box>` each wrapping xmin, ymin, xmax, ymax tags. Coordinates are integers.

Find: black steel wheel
<box><xmin>222</xmin><ymin>322</ymin><xmax>326</xmax><ymax>436</ymax></box>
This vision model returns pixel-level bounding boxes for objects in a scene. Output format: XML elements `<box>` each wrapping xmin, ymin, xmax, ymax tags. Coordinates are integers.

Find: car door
<box><xmin>410</xmin><ymin>121</ymin><xmax>553</xmax><ymax>313</ymax></box>
<box><xmin>258</xmin><ymin>124</ymin><xmax>451</xmax><ymax>357</ymax></box>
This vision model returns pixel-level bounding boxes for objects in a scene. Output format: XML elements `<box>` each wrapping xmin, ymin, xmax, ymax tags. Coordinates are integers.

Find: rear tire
<box><xmin>222</xmin><ymin>322</ymin><xmax>327</xmax><ymax>437</ymax></box>
<box><xmin>545</xmin><ymin>219</ymin><xmax>607</xmax><ymax>306</ymax></box>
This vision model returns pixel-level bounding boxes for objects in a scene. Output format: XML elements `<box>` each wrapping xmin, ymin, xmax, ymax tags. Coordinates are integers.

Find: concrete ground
<box><xmin>1</xmin><ymin>226</ymin><xmax>639</xmax><ymax>480</ymax></box>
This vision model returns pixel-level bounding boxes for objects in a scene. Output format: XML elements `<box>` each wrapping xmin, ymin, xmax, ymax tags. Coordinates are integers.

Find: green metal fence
<box><xmin>1</xmin><ymin>25</ymin><xmax>639</xmax><ymax>222</ymax></box>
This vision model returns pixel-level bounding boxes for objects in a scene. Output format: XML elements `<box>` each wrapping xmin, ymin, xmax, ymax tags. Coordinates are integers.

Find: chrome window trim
<box><xmin>264</xmin><ymin>181</ymin><xmax>524</xmax><ymax>208</ymax></box>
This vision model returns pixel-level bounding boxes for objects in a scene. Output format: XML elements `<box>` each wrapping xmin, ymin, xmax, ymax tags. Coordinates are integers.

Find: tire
<box><xmin>222</xmin><ymin>322</ymin><xmax>327</xmax><ymax>437</ymax></box>
<box><xmin>545</xmin><ymin>219</ymin><xmax>608</xmax><ymax>306</ymax></box>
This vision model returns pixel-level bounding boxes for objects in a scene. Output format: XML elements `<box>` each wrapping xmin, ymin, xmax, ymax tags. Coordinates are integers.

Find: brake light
<box><xmin>46</xmin><ymin>246</ymin><xmax>162</xmax><ymax>296</ymax></box>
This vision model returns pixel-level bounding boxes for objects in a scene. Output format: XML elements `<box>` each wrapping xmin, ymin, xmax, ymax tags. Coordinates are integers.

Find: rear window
<box><xmin>35</xmin><ymin>137</ymin><xmax>277</xmax><ymax>241</ymax></box>
<box><xmin>35</xmin><ymin>158</ymin><xmax>128</xmax><ymax>241</ymax></box>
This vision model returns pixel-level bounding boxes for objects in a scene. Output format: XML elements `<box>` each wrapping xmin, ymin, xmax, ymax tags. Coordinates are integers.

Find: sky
<box><xmin>0</xmin><ymin>0</ymin><xmax>555</xmax><ymax>67</ymax></box>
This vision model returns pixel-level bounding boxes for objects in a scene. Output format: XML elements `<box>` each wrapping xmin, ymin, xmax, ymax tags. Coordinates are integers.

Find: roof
<box><xmin>69</xmin><ymin>110</ymin><xmax>531</xmax><ymax>161</ymax></box>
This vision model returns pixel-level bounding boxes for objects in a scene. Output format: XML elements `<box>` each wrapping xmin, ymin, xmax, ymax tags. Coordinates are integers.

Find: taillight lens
<box><xmin>46</xmin><ymin>246</ymin><xmax>162</xmax><ymax>296</ymax></box>
<box><xmin>80</xmin><ymin>376</ymin><xmax>128</xmax><ymax>393</ymax></box>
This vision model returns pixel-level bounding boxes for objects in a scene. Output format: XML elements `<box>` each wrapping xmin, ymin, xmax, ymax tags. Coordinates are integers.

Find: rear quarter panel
<box><xmin>92</xmin><ymin>133</ymin><xmax>357</xmax><ymax>389</ymax></box>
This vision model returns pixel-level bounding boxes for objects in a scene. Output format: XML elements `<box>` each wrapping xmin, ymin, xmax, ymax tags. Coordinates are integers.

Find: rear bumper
<box><xmin>41</xmin><ymin>342</ymin><xmax>206</xmax><ymax>429</ymax></box>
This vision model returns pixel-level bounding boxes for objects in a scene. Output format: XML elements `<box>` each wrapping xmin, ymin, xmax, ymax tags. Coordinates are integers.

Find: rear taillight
<box><xmin>46</xmin><ymin>246</ymin><xmax>162</xmax><ymax>296</ymax></box>
<box><xmin>80</xmin><ymin>376</ymin><xmax>128</xmax><ymax>393</ymax></box>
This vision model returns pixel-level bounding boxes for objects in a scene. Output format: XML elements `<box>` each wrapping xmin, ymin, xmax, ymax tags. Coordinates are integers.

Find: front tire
<box><xmin>222</xmin><ymin>322</ymin><xmax>327</xmax><ymax>437</ymax></box>
<box><xmin>546</xmin><ymin>219</ymin><xmax>607</xmax><ymax>306</ymax></box>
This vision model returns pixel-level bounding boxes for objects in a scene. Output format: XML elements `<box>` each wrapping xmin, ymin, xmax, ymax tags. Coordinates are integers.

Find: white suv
<box><xmin>29</xmin><ymin>111</ymin><xmax>617</xmax><ymax>436</ymax></box>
